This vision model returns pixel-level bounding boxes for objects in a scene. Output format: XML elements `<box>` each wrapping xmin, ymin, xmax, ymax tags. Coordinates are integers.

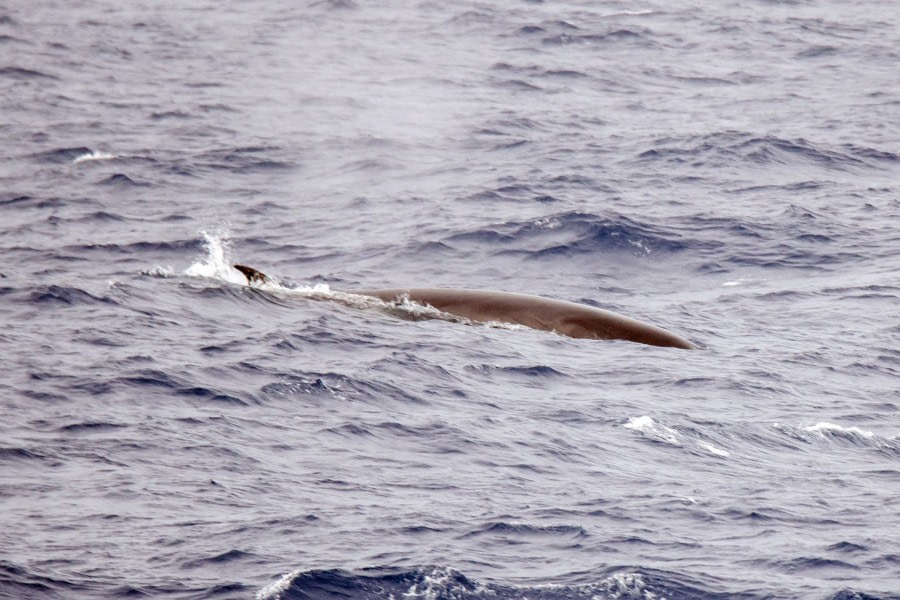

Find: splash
<box><xmin>183</xmin><ymin>229</ymin><xmax>247</xmax><ymax>285</ymax></box>
<box><xmin>180</xmin><ymin>232</ymin><xmax>458</xmax><ymax>323</ymax></box>
<box><xmin>181</xmin><ymin>233</ymin><xmax>554</xmax><ymax>336</ymax></box>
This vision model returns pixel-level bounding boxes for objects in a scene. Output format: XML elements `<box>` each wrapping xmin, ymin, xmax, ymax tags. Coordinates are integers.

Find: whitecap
<box><xmin>73</xmin><ymin>150</ymin><xmax>117</xmax><ymax>164</ymax></box>
<box><xmin>403</xmin><ymin>567</ymin><xmax>461</xmax><ymax>599</ymax></box>
<box><xmin>141</xmin><ymin>265</ymin><xmax>175</xmax><ymax>278</ymax></box>
<box><xmin>255</xmin><ymin>570</ymin><xmax>300</xmax><ymax>600</ymax></box>
<box><xmin>624</xmin><ymin>415</ymin><xmax>682</xmax><ymax>446</ymax></box>
<box><xmin>698</xmin><ymin>441</ymin><xmax>730</xmax><ymax>457</ymax></box>
<box><xmin>607</xmin><ymin>10</ymin><xmax>655</xmax><ymax>17</ymax></box>
<box><xmin>803</xmin><ymin>421</ymin><xmax>876</xmax><ymax>439</ymax></box>
<box><xmin>773</xmin><ymin>421</ymin><xmax>899</xmax><ymax>454</ymax></box>
<box><xmin>594</xmin><ymin>571</ymin><xmax>653</xmax><ymax>599</ymax></box>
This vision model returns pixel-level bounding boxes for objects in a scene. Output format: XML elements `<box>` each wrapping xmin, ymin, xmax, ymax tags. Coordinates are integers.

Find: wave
<box><xmin>0</xmin><ymin>446</ymin><xmax>46</xmax><ymax>461</ymax></box>
<box><xmin>58</xmin><ymin>210</ymin><xmax>126</xmax><ymax>223</ymax></box>
<box><xmin>255</xmin><ymin>566</ymin><xmax>744</xmax><ymax>600</ymax></box>
<box><xmin>98</xmin><ymin>173</ymin><xmax>148</xmax><ymax>187</ymax></box>
<box><xmin>195</xmin><ymin>145</ymin><xmax>297</xmax><ymax>174</ymax></box>
<box><xmin>180</xmin><ymin>549</ymin><xmax>258</xmax><ymax>569</ymax></box>
<box><xmin>73</xmin><ymin>149</ymin><xmax>117</xmax><ymax>164</ymax></box>
<box><xmin>0</xmin><ymin>558</ymin><xmax>255</xmax><ymax>598</ymax></box>
<box><xmin>460</xmin><ymin>521</ymin><xmax>587</xmax><ymax>539</ymax></box>
<box><xmin>542</xmin><ymin>29</ymin><xmax>647</xmax><ymax>46</ymax></box>
<box><xmin>29</xmin><ymin>146</ymin><xmax>95</xmax><ymax>164</ymax></box>
<box><xmin>467</xmin><ymin>364</ymin><xmax>568</xmax><ymax>378</ymax></box>
<box><xmin>624</xmin><ymin>416</ymin><xmax>730</xmax><ymax>457</ymax></box>
<box><xmin>256</xmin><ymin>565</ymin><xmax>897</xmax><ymax>600</ymax></box>
<box><xmin>149</xmin><ymin>110</ymin><xmax>193</xmax><ymax>120</ymax></box>
<box><xmin>634</xmin><ymin>131</ymin><xmax>897</xmax><ymax>171</ymax></box>
<box><xmin>827</xmin><ymin>591</ymin><xmax>900</xmax><ymax>600</ymax></box>
<box><xmin>56</xmin><ymin>421</ymin><xmax>128</xmax><ymax>434</ymax></box>
<box><xmin>74</xmin><ymin>237</ymin><xmax>201</xmax><ymax>255</ymax></box>
<box><xmin>0</xmin><ymin>65</ymin><xmax>59</xmax><ymax>80</ymax></box>
<box><xmin>491</xmin><ymin>62</ymin><xmax>588</xmax><ymax>80</ymax></box>
<box><xmin>0</xmin><ymin>560</ymin><xmax>82</xmax><ymax>600</ymax></box>
<box><xmin>624</xmin><ymin>415</ymin><xmax>683</xmax><ymax>446</ymax></box>
<box><xmin>260</xmin><ymin>371</ymin><xmax>424</xmax><ymax>406</ymax></box>
<box><xmin>685</xmin><ymin>205</ymin><xmax>876</xmax><ymax>271</ymax></box>
<box><xmin>27</xmin><ymin>285</ymin><xmax>118</xmax><ymax>307</ymax></box>
<box><xmin>443</xmin><ymin>211</ymin><xmax>692</xmax><ymax>258</ymax></box>
<box><xmin>772</xmin><ymin>422</ymin><xmax>900</xmax><ymax>457</ymax></box>
<box><xmin>115</xmin><ymin>368</ymin><xmax>251</xmax><ymax>405</ymax></box>
<box><xmin>310</xmin><ymin>0</ymin><xmax>358</xmax><ymax>10</ymax></box>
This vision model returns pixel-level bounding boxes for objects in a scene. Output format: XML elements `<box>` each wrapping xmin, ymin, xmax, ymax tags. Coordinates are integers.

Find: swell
<box><xmin>260</xmin><ymin>370</ymin><xmax>425</xmax><ymax>406</ymax></box>
<box><xmin>255</xmin><ymin>564</ymin><xmax>896</xmax><ymax>600</ymax></box>
<box><xmin>0</xmin><ymin>560</ymin><xmax>86</xmax><ymax>600</ymax></box>
<box><xmin>24</xmin><ymin>284</ymin><xmax>119</xmax><ymax>307</ymax></box>
<box><xmin>440</xmin><ymin>211</ymin><xmax>695</xmax><ymax>259</ymax></box>
<box><xmin>114</xmin><ymin>367</ymin><xmax>253</xmax><ymax>406</ymax></box>
<box><xmin>772</xmin><ymin>422</ymin><xmax>900</xmax><ymax>459</ymax></box>
<box><xmin>633</xmin><ymin>131</ymin><xmax>898</xmax><ymax>171</ymax></box>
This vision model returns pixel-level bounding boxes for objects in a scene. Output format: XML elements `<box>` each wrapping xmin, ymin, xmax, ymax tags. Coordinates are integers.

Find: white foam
<box><xmin>628</xmin><ymin>238</ymin><xmax>651</xmax><ymax>254</ymax></box>
<box><xmin>255</xmin><ymin>570</ymin><xmax>300</xmax><ymax>600</ymax></box>
<box><xmin>73</xmin><ymin>150</ymin><xmax>117</xmax><ymax>164</ymax></box>
<box><xmin>534</xmin><ymin>215</ymin><xmax>561</xmax><ymax>229</ymax></box>
<box><xmin>698</xmin><ymin>441</ymin><xmax>730</xmax><ymax>457</ymax></box>
<box><xmin>625</xmin><ymin>417</ymin><xmax>731</xmax><ymax>458</ymax></box>
<box><xmin>483</xmin><ymin>320</ymin><xmax>530</xmax><ymax>332</ymax></box>
<box><xmin>403</xmin><ymin>567</ymin><xmax>459</xmax><ymax>600</ymax></box>
<box><xmin>773</xmin><ymin>421</ymin><xmax>899</xmax><ymax>453</ymax></box>
<box><xmin>592</xmin><ymin>571</ymin><xmax>659</xmax><ymax>600</ymax></box>
<box><xmin>624</xmin><ymin>416</ymin><xmax>682</xmax><ymax>446</ymax></box>
<box><xmin>802</xmin><ymin>422</ymin><xmax>876</xmax><ymax>439</ymax></box>
<box><xmin>610</xmin><ymin>10</ymin><xmax>654</xmax><ymax>17</ymax></box>
<box><xmin>141</xmin><ymin>265</ymin><xmax>175</xmax><ymax>278</ymax></box>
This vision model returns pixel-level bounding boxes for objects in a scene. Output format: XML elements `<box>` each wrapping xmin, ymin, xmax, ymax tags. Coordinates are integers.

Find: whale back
<box><xmin>357</xmin><ymin>288</ymin><xmax>697</xmax><ymax>349</ymax></box>
<box><xmin>231</xmin><ymin>265</ymin><xmax>697</xmax><ymax>349</ymax></box>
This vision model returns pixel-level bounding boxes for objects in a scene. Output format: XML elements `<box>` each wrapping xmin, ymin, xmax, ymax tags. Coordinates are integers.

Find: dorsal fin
<box><xmin>233</xmin><ymin>264</ymin><xmax>270</xmax><ymax>285</ymax></box>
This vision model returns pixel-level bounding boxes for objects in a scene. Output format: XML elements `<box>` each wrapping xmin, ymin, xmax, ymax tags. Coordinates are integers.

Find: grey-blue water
<box><xmin>2</xmin><ymin>1</ymin><xmax>899</xmax><ymax>598</ymax></box>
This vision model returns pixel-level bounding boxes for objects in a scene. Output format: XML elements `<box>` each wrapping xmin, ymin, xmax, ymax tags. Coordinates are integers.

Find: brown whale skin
<box><xmin>232</xmin><ymin>264</ymin><xmax>697</xmax><ymax>349</ymax></box>
<box><xmin>358</xmin><ymin>287</ymin><xmax>698</xmax><ymax>349</ymax></box>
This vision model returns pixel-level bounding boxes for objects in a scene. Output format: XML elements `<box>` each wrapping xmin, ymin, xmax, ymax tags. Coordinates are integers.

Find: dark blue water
<box><xmin>2</xmin><ymin>1</ymin><xmax>899</xmax><ymax>599</ymax></box>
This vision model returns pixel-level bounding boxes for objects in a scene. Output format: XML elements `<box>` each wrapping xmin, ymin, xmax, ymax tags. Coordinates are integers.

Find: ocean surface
<box><xmin>2</xmin><ymin>0</ymin><xmax>899</xmax><ymax>598</ymax></box>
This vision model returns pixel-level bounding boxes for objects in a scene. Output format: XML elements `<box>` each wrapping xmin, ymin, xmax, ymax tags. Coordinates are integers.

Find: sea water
<box><xmin>1</xmin><ymin>1</ymin><xmax>899</xmax><ymax>598</ymax></box>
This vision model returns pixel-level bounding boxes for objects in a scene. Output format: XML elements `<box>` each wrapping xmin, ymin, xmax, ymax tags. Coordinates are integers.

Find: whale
<box><xmin>233</xmin><ymin>264</ymin><xmax>698</xmax><ymax>349</ymax></box>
